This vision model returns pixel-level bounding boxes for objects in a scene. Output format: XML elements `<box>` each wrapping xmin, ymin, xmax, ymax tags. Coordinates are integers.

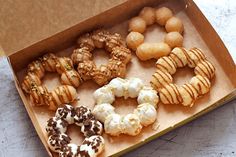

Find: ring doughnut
<box><xmin>22</xmin><ymin>53</ymin><xmax>80</xmax><ymax>110</ymax></box>
<box><xmin>46</xmin><ymin>104</ymin><xmax>104</xmax><ymax>157</ymax></box>
<box><xmin>72</xmin><ymin>29</ymin><xmax>132</xmax><ymax>86</ymax></box>
<box><xmin>92</xmin><ymin>77</ymin><xmax>159</xmax><ymax>136</ymax></box>
<box><xmin>126</xmin><ymin>7</ymin><xmax>184</xmax><ymax>61</ymax></box>
<box><xmin>150</xmin><ymin>47</ymin><xmax>216</xmax><ymax>107</ymax></box>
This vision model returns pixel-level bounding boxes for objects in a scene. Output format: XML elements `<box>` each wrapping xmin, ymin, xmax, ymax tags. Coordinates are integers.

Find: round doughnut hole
<box><xmin>112</xmin><ymin>97</ymin><xmax>138</xmax><ymax>116</ymax></box>
<box><xmin>92</xmin><ymin>49</ymin><xmax>110</xmax><ymax>66</ymax></box>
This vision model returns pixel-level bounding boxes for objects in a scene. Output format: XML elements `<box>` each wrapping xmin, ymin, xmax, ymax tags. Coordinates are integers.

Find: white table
<box><xmin>0</xmin><ymin>0</ymin><xmax>235</xmax><ymax>156</ymax></box>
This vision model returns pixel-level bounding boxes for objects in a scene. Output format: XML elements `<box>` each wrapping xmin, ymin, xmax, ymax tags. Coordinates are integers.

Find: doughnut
<box><xmin>151</xmin><ymin>47</ymin><xmax>215</xmax><ymax>107</ymax></box>
<box><xmin>127</xmin><ymin>6</ymin><xmax>184</xmax><ymax>61</ymax></box>
<box><xmin>72</xmin><ymin>29</ymin><xmax>131</xmax><ymax>86</ymax></box>
<box><xmin>46</xmin><ymin>105</ymin><xmax>104</xmax><ymax>157</ymax></box>
<box><xmin>22</xmin><ymin>53</ymin><xmax>80</xmax><ymax>110</ymax></box>
<box><xmin>93</xmin><ymin>77</ymin><xmax>159</xmax><ymax>136</ymax></box>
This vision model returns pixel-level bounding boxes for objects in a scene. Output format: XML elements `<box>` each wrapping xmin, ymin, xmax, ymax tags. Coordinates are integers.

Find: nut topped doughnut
<box><xmin>21</xmin><ymin>53</ymin><xmax>80</xmax><ymax>111</ymax></box>
<box><xmin>46</xmin><ymin>104</ymin><xmax>104</xmax><ymax>157</ymax></box>
<box><xmin>151</xmin><ymin>47</ymin><xmax>216</xmax><ymax>107</ymax></box>
<box><xmin>126</xmin><ymin>6</ymin><xmax>185</xmax><ymax>61</ymax></box>
<box><xmin>93</xmin><ymin>77</ymin><xmax>159</xmax><ymax>136</ymax></box>
<box><xmin>72</xmin><ymin>29</ymin><xmax>131</xmax><ymax>86</ymax></box>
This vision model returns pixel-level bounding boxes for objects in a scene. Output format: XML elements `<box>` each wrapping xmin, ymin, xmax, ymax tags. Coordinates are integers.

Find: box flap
<box><xmin>0</xmin><ymin>0</ymin><xmax>127</xmax><ymax>56</ymax></box>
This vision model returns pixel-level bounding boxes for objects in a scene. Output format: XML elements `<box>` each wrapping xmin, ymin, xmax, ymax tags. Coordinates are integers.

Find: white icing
<box><xmin>137</xmin><ymin>86</ymin><xmax>159</xmax><ymax>108</ymax></box>
<box><xmin>92</xmin><ymin>103</ymin><xmax>115</xmax><ymax>123</ymax></box>
<box><xmin>104</xmin><ymin>113</ymin><xmax>123</xmax><ymax>136</ymax></box>
<box><xmin>121</xmin><ymin>113</ymin><xmax>142</xmax><ymax>136</ymax></box>
<box><xmin>126</xmin><ymin>77</ymin><xmax>144</xmax><ymax>98</ymax></box>
<box><xmin>108</xmin><ymin>77</ymin><xmax>128</xmax><ymax>97</ymax></box>
<box><xmin>93</xmin><ymin>86</ymin><xmax>115</xmax><ymax>104</ymax></box>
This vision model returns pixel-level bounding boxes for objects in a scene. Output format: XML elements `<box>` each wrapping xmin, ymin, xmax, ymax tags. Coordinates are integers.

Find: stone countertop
<box><xmin>0</xmin><ymin>0</ymin><xmax>236</xmax><ymax>157</ymax></box>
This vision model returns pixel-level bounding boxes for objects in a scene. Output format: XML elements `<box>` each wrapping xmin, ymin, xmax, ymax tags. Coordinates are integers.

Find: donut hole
<box><xmin>112</xmin><ymin>97</ymin><xmax>138</xmax><ymax>116</ymax></box>
<box><xmin>172</xmin><ymin>66</ymin><xmax>195</xmax><ymax>86</ymax></box>
<box><xmin>92</xmin><ymin>48</ymin><xmax>110</xmax><ymax>66</ymax></box>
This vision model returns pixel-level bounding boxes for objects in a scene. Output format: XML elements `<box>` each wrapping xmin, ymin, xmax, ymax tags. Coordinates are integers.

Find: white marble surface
<box><xmin>0</xmin><ymin>0</ymin><xmax>236</xmax><ymax>157</ymax></box>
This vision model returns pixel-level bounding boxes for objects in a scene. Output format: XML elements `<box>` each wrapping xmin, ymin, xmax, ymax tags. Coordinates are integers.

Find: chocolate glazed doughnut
<box><xmin>151</xmin><ymin>47</ymin><xmax>215</xmax><ymax>107</ymax></box>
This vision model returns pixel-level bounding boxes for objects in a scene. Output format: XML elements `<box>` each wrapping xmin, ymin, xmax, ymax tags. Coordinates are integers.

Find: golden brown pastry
<box><xmin>155</xmin><ymin>7</ymin><xmax>173</xmax><ymax>26</ymax></box>
<box><xmin>165</xmin><ymin>17</ymin><xmax>184</xmax><ymax>34</ymax></box>
<box><xmin>187</xmin><ymin>47</ymin><xmax>206</xmax><ymax>68</ymax></box>
<box><xmin>129</xmin><ymin>17</ymin><xmax>147</xmax><ymax>33</ymax></box>
<box><xmin>126</xmin><ymin>32</ymin><xmax>144</xmax><ymax>51</ymax></box>
<box><xmin>150</xmin><ymin>69</ymin><xmax>173</xmax><ymax>90</ymax></box>
<box><xmin>194</xmin><ymin>60</ymin><xmax>215</xmax><ymax>79</ymax></box>
<box><xmin>156</xmin><ymin>56</ymin><xmax>177</xmax><ymax>74</ymax></box>
<box><xmin>169</xmin><ymin>47</ymin><xmax>188</xmax><ymax>67</ymax></box>
<box><xmin>159</xmin><ymin>84</ymin><xmax>182</xmax><ymax>105</ymax></box>
<box><xmin>139</xmin><ymin>7</ymin><xmax>156</xmax><ymax>25</ymax></box>
<box><xmin>164</xmin><ymin>32</ymin><xmax>183</xmax><ymax>48</ymax></box>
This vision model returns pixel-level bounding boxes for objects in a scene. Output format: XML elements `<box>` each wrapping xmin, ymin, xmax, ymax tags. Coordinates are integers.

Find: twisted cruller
<box><xmin>92</xmin><ymin>77</ymin><xmax>159</xmax><ymax>136</ymax></box>
<box><xmin>150</xmin><ymin>47</ymin><xmax>216</xmax><ymax>107</ymax></box>
<box><xmin>71</xmin><ymin>29</ymin><xmax>132</xmax><ymax>86</ymax></box>
<box><xmin>22</xmin><ymin>53</ymin><xmax>82</xmax><ymax>110</ymax></box>
<box><xmin>126</xmin><ymin>7</ymin><xmax>184</xmax><ymax>61</ymax></box>
<box><xmin>46</xmin><ymin>104</ymin><xmax>104</xmax><ymax>157</ymax></box>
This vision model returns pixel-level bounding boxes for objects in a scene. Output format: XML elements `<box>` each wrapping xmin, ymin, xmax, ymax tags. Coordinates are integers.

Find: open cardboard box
<box><xmin>5</xmin><ymin>0</ymin><xmax>236</xmax><ymax>156</ymax></box>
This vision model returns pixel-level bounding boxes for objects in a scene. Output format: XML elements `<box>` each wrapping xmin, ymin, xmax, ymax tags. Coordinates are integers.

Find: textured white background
<box><xmin>0</xmin><ymin>0</ymin><xmax>236</xmax><ymax>157</ymax></box>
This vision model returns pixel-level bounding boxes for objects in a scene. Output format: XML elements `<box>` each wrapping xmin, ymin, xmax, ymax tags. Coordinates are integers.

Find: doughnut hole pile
<box><xmin>126</xmin><ymin>7</ymin><xmax>184</xmax><ymax>61</ymax></box>
<box><xmin>150</xmin><ymin>47</ymin><xmax>216</xmax><ymax>107</ymax></box>
<box><xmin>21</xmin><ymin>53</ymin><xmax>80</xmax><ymax>110</ymax></box>
<box><xmin>71</xmin><ymin>29</ymin><xmax>132</xmax><ymax>86</ymax></box>
<box><xmin>92</xmin><ymin>77</ymin><xmax>159</xmax><ymax>136</ymax></box>
<box><xmin>46</xmin><ymin>105</ymin><xmax>105</xmax><ymax>157</ymax></box>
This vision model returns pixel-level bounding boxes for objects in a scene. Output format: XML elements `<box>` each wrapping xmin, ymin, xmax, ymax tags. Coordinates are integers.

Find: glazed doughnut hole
<box><xmin>155</xmin><ymin>7</ymin><xmax>173</xmax><ymax>26</ymax></box>
<box><xmin>164</xmin><ymin>32</ymin><xmax>183</xmax><ymax>48</ymax></box>
<box><xmin>129</xmin><ymin>16</ymin><xmax>147</xmax><ymax>33</ymax></box>
<box><xmin>139</xmin><ymin>7</ymin><xmax>156</xmax><ymax>25</ymax></box>
<box><xmin>126</xmin><ymin>32</ymin><xmax>144</xmax><ymax>51</ymax></box>
<box><xmin>165</xmin><ymin>17</ymin><xmax>184</xmax><ymax>34</ymax></box>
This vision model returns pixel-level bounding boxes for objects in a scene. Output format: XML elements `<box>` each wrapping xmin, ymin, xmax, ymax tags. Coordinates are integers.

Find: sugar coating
<box><xmin>93</xmin><ymin>86</ymin><xmax>115</xmax><ymax>104</ymax></box>
<box><xmin>137</xmin><ymin>86</ymin><xmax>159</xmax><ymax>108</ymax></box>
<box><xmin>92</xmin><ymin>103</ymin><xmax>115</xmax><ymax>123</ymax></box>
<box><xmin>122</xmin><ymin>113</ymin><xmax>142</xmax><ymax>136</ymax></box>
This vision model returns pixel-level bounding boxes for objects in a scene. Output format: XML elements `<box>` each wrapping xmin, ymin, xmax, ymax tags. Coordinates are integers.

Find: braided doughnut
<box><xmin>151</xmin><ymin>47</ymin><xmax>215</xmax><ymax>107</ymax></box>
<box><xmin>72</xmin><ymin>29</ymin><xmax>131</xmax><ymax>86</ymax></box>
<box><xmin>126</xmin><ymin>7</ymin><xmax>184</xmax><ymax>61</ymax></box>
<box><xmin>92</xmin><ymin>77</ymin><xmax>159</xmax><ymax>136</ymax></box>
<box><xmin>21</xmin><ymin>53</ymin><xmax>81</xmax><ymax>110</ymax></box>
<box><xmin>46</xmin><ymin>105</ymin><xmax>104</xmax><ymax>157</ymax></box>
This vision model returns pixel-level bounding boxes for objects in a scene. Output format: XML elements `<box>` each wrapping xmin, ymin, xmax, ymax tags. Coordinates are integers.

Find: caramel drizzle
<box><xmin>195</xmin><ymin>63</ymin><xmax>210</xmax><ymax>79</ymax></box>
<box><xmin>162</xmin><ymin>57</ymin><xmax>175</xmax><ymax>72</ymax></box>
<box><xmin>171</xmin><ymin>52</ymin><xmax>184</xmax><ymax>66</ymax></box>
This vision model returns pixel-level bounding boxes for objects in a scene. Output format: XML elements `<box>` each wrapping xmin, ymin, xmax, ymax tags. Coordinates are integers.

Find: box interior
<box><xmin>8</xmin><ymin>0</ymin><xmax>236</xmax><ymax>156</ymax></box>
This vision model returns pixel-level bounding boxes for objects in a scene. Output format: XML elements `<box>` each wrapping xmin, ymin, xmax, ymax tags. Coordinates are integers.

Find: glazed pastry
<box><xmin>60</xmin><ymin>70</ymin><xmax>82</xmax><ymax>88</ymax></box>
<box><xmin>104</xmin><ymin>113</ymin><xmax>123</xmax><ymax>136</ymax></box>
<box><xmin>122</xmin><ymin>113</ymin><xmax>142</xmax><ymax>136</ymax></box>
<box><xmin>48</xmin><ymin>85</ymin><xmax>77</xmax><ymax>111</ymax></box>
<box><xmin>136</xmin><ymin>42</ymin><xmax>171</xmax><ymax>61</ymax></box>
<box><xmin>93</xmin><ymin>77</ymin><xmax>159</xmax><ymax>136</ymax></box>
<box><xmin>47</xmin><ymin>133</ymin><xmax>71</xmax><ymax>153</ymax></box>
<box><xmin>151</xmin><ymin>47</ymin><xmax>215</xmax><ymax>107</ymax></box>
<box><xmin>41</xmin><ymin>53</ymin><xmax>58</xmax><ymax>72</ymax></box>
<box><xmin>92</xmin><ymin>103</ymin><xmax>115</xmax><ymax>122</ymax></box>
<box><xmin>72</xmin><ymin>29</ymin><xmax>131</xmax><ymax>86</ymax></box>
<box><xmin>27</xmin><ymin>60</ymin><xmax>45</xmax><ymax>78</ymax></box>
<box><xmin>164</xmin><ymin>32</ymin><xmax>183</xmax><ymax>48</ymax></box>
<box><xmin>165</xmin><ymin>17</ymin><xmax>184</xmax><ymax>34</ymax></box>
<box><xmin>93</xmin><ymin>86</ymin><xmax>115</xmax><ymax>104</ymax></box>
<box><xmin>155</xmin><ymin>7</ymin><xmax>173</xmax><ymax>26</ymax></box>
<box><xmin>22</xmin><ymin>73</ymin><xmax>41</xmax><ymax>93</ymax></box>
<box><xmin>29</xmin><ymin>86</ymin><xmax>50</xmax><ymax>106</ymax></box>
<box><xmin>194</xmin><ymin>60</ymin><xmax>215</xmax><ymax>79</ymax></box>
<box><xmin>137</xmin><ymin>86</ymin><xmax>159</xmax><ymax>108</ymax></box>
<box><xmin>134</xmin><ymin>103</ymin><xmax>157</xmax><ymax>126</ymax></box>
<box><xmin>127</xmin><ymin>6</ymin><xmax>184</xmax><ymax>61</ymax></box>
<box><xmin>126</xmin><ymin>32</ymin><xmax>144</xmax><ymax>51</ymax></box>
<box><xmin>46</xmin><ymin>105</ymin><xmax>105</xmax><ymax>157</ymax></box>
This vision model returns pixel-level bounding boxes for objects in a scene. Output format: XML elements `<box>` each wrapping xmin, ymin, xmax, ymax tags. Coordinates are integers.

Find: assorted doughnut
<box><xmin>22</xmin><ymin>53</ymin><xmax>79</xmax><ymax>110</ymax></box>
<box><xmin>151</xmin><ymin>47</ymin><xmax>216</xmax><ymax>107</ymax></box>
<box><xmin>126</xmin><ymin>7</ymin><xmax>184</xmax><ymax>61</ymax></box>
<box><xmin>92</xmin><ymin>77</ymin><xmax>159</xmax><ymax>136</ymax></box>
<box><xmin>20</xmin><ymin>5</ymin><xmax>217</xmax><ymax>156</ymax></box>
<box><xmin>72</xmin><ymin>29</ymin><xmax>131</xmax><ymax>86</ymax></box>
<box><xmin>46</xmin><ymin>104</ymin><xmax>105</xmax><ymax>157</ymax></box>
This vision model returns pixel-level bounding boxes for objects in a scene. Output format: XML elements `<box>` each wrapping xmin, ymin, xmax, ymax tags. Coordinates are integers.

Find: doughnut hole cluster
<box><xmin>92</xmin><ymin>77</ymin><xmax>159</xmax><ymax>136</ymax></box>
<box><xmin>21</xmin><ymin>53</ymin><xmax>80</xmax><ymax>111</ymax></box>
<box><xmin>150</xmin><ymin>47</ymin><xmax>215</xmax><ymax>107</ymax></box>
<box><xmin>71</xmin><ymin>29</ymin><xmax>132</xmax><ymax>86</ymax></box>
<box><xmin>46</xmin><ymin>104</ymin><xmax>105</xmax><ymax>157</ymax></box>
<box><xmin>126</xmin><ymin>7</ymin><xmax>184</xmax><ymax>61</ymax></box>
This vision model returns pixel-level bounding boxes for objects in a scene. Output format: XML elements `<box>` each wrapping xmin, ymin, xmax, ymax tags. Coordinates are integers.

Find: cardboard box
<box><xmin>5</xmin><ymin>0</ymin><xmax>236</xmax><ymax>156</ymax></box>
